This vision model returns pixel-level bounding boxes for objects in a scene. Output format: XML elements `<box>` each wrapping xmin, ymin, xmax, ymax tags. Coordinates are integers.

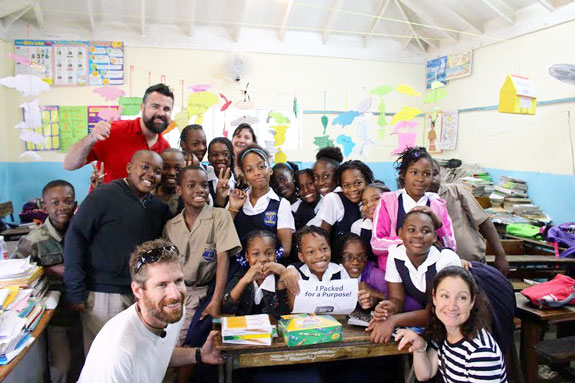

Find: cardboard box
<box><xmin>278</xmin><ymin>314</ymin><xmax>342</xmax><ymax>347</ymax></box>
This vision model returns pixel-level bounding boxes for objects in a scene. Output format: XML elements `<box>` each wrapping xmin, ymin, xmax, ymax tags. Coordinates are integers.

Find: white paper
<box><xmin>0</xmin><ymin>257</ymin><xmax>33</xmax><ymax>279</ymax></box>
<box><xmin>19</xmin><ymin>129</ymin><xmax>44</xmax><ymax>145</ymax></box>
<box><xmin>42</xmin><ymin>291</ymin><xmax>61</xmax><ymax>310</ymax></box>
<box><xmin>20</xmin><ymin>99</ymin><xmax>42</xmax><ymax>130</ymax></box>
<box><xmin>292</xmin><ymin>279</ymin><xmax>358</xmax><ymax>315</ymax></box>
<box><xmin>19</xmin><ymin>151</ymin><xmax>42</xmax><ymax>160</ymax></box>
<box><xmin>0</xmin><ymin>74</ymin><xmax>50</xmax><ymax>97</ymax></box>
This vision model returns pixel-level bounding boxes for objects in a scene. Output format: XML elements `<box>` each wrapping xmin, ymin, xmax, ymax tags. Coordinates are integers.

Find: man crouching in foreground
<box><xmin>78</xmin><ymin>238</ymin><xmax>223</xmax><ymax>382</ymax></box>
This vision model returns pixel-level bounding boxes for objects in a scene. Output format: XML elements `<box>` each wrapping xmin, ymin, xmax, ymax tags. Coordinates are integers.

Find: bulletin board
<box><xmin>88</xmin><ymin>41</ymin><xmax>125</xmax><ymax>85</ymax></box>
<box><xmin>14</xmin><ymin>40</ymin><xmax>54</xmax><ymax>84</ymax></box>
<box><xmin>24</xmin><ymin>105</ymin><xmax>60</xmax><ymax>151</ymax></box>
<box><xmin>53</xmin><ymin>41</ymin><xmax>89</xmax><ymax>86</ymax></box>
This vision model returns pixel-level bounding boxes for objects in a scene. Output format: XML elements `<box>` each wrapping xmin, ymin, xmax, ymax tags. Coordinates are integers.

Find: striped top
<box><xmin>431</xmin><ymin>329</ymin><xmax>508</xmax><ymax>383</ymax></box>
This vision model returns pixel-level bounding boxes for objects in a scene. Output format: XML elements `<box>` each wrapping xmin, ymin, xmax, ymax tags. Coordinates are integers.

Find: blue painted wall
<box><xmin>2</xmin><ymin>161</ymin><xmax>573</xmax><ymax>225</ymax></box>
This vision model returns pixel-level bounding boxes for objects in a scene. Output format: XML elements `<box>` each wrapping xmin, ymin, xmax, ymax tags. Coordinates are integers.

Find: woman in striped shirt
<box><xmin>395</xmin><ymin>266</ymin><xmax>508</xmax><ymax>383</ymax></box>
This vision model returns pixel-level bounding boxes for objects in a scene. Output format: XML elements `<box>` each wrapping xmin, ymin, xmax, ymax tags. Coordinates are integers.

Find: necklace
<box><xmin>136</xmin><ymin>304</ymin><xmax>167</xmax><ymax>338</ymax></box>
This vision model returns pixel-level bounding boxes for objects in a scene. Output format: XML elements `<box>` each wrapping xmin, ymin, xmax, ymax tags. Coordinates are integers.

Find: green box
<box><xmin>278</xmin><ymin>314</ymin><xmax>342</xmax><ymax>347</ymax></box>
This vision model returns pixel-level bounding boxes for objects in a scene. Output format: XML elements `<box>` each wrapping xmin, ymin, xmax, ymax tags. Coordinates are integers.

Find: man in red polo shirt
<box><xmin>63</xmin><ymin>84</ymin><xmax>173</xmax><ymax>183</ymax></box>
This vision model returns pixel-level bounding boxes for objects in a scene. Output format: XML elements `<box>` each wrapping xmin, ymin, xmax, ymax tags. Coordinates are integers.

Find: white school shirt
<box><xmin>316</xmin><ymin>191</ymin><xmax>347</xmax><ymax>226</ymax></box>
<box><xmin>398</xmin><ymin>189</ymin><xmax>430</xmax><ymax>212</ymax></box>
<box><xmin>253</xmin><ymin>274</ymin><xmax>276</xmax><ymax>304</ymax></box>
<box><xmin>289</xmin><ymin>262</ymin><xmax>350</xmax><ymax>282</ymax></box>
<box><xmin>206</xmin><ymin>165</ymin><xmax>236</xmax><ymax>193</ymax></box>
<box><xmin>305</xmin><ymin>195</ymin><xmax>325</xmax><ymax>227</ymax></box>
<box><xmin>385</xmin><ymin>244</ymin><xmax>461</xmax><ymax>293</ymax></box>
<box><xmin>242</xmin><ymin>188</ymin><xmax>295</xmax><ymax>231</ymax></box>
<box><xmin>351</xmin><ymin>218</ymin><xmax>372</xmax><ymax>236</ymax></box>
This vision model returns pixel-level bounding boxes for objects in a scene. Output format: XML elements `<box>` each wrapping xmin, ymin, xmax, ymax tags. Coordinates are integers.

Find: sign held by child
<box><xmin>292</xmin><ymin>279</ymin><xmax>358</xmax><ymax>314</ymax></box>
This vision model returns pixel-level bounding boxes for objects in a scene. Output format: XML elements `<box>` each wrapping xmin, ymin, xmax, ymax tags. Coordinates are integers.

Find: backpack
<box><xmin>19</xmin><ymin>199</ymin><xmax>48</xmax><ymax>224</ymax></box>
<box><xmin>547</xmin><ymin>223</ymin><xmax>575</xmax><ymax>258</ymax></box>
<box><xmin>521</xmin><ymin>274</ymin><xmax>575</xmax><ymax>309</ymax></box>
<box><xmin>506</xmin><ymin>223</ymin><xmax>542</xmax><ymax>239</ymax></box>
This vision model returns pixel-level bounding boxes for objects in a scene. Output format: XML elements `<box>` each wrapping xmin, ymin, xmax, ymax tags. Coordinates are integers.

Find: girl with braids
<box><xmin>292</xmin><ymin>168</ymin><xmax>321</xmax><ymax>229</ymax></box>
<box><xmin>270</xmin><ymin>161</ymin><xmax>299</xmax><ymax>204</ymax></box>
<box><xmin>313</xmin><ymin>146</ymin><xmax>344</xmax><ymax>196</ymax></box>
<box><xmin>228</xmin><ymin>145</ymin><xmax>295</xmax><ymax>260</ymax></box>
<box><xmin>221</xmin><ymin>230</ymin><xmax>290</xmax><ymax>318</ymax></box>
<box><xmin>316</xmin><ymin>160</ymin><xmax>374</xmax><ymax>245</ymax></box>
<box><xmin>371</xmin><ymin>146</ymin><xmax>456</xmax><ymax>271</ymax></box>
<box><xmin>206</xmin><ymin>137</ymin><xmax>236</xmax><ymax>207</ymax></box>
<box><xmin>395</xmin><ymin>266</ymin><xmax>508</xmax><ymax>383</ymax></box>
<box><xmin>179</xmin><ymin>124</ymin><xmax>207</xmax><ymax>168</ymax></box>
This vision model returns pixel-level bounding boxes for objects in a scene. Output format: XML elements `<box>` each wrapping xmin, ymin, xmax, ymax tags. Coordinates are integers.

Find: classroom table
<box><xmin>214</xmin><ymin>315</ymin><xmax>409</xmax><ymax>383</ymax></box>
<box><xmin>0</xmin><ymin>226</ymin><xmax>33</xmax><ymax>241</ymax></box>
<box><xmin>0</xmin><ymin>309</ymin><xmax>55</xmax><ymax>381</ymax></box>
<box><xmin>514</xmin><ymin>293</ymin><xmax>575</xmax><ymax>383</ymax></box>
<box><xmin>486</xmin><ymin>255</ymin><xmax>575</xmax><ymax>265</ymax></box>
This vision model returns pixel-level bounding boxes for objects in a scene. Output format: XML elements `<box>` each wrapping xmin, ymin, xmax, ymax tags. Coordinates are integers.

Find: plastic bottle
<box><xmin>0</xmin><ymin>236</ymin><xmax>7</xmax><ymax>260</ymax></box>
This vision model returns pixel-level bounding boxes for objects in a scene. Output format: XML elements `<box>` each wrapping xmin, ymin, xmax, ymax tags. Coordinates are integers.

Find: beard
<box><xmin>143</xmin><ymin>113</ymin><xmax>169</xmax><ymax>134</ymax></box>
<box><xmin>142</xmin><ymin>291</ymin><xmax>185</xmax><ymax>324</ymax></box>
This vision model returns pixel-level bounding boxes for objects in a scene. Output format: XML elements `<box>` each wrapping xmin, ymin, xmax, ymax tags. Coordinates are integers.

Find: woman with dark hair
<box><xmin>231</xmin><ymin>123</ymin><xmax>257</xmax><ymax>188</ymax></box>
<box><xmin>395</xmin><ymin>266</ymin><xmax>508</xmax><ymax>383</ymax></box>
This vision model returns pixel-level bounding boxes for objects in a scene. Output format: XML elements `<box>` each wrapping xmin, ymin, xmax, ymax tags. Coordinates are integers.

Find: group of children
<box><xmin>13</xmin><ymin>121</ymin><xmax>511</xmax><ymax>382</ymax></box>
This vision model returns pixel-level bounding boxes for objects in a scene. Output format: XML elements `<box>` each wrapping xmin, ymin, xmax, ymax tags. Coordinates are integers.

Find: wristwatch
<box><xmin>415</xmin><ymin>340</ymin><xmax>428</xmax><ymax>353</ymax></box>
<box><xmin>196</xmin><ymin>348</ymin><xmax>203</xmax><ymax>364</ymax></box>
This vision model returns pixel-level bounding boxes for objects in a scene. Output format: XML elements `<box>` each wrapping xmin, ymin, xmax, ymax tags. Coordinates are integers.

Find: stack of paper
<box><xmin>0</xmin><ymin>311</ymin><xmax>27</xmax><ymax>356</ymax></box>
<box><xmin>0</xmin><ymin>258</ymin><xmax>43</xmax><ymax>288</ymax></box>
<box><xmin>221</xmin><ymin>314</ymin><xmax>274</xmax><ymax>346</ymax></box>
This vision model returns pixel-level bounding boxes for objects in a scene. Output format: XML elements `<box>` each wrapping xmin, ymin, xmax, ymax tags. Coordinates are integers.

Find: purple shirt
<box><xmin>361</xmin><ymin>261</ymin><xmax>424</xmax><ymax>312</ymax></box>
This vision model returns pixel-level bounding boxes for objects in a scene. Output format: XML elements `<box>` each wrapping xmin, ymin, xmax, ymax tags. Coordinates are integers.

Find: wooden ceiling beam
<box><xmin>363</xmin><ymin>0</ymin><xmax>391</xmax><ymax>46</ymax></box>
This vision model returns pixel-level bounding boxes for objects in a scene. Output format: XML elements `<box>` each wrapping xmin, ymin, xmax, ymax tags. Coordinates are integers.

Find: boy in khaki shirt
<box><xmin>163</xmin><ymin>165</ymin><xmax>241</xmax><ymax>344</ymax></box>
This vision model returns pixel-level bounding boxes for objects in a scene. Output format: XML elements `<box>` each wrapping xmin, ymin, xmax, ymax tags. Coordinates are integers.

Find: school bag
<box><xmin>521</xmin><ymin>274</ymin><xmax>575</xmax><ymax>309</ymax></box>
<box><xmin>19</xmin><ymin>198</ymin><xmax>48</xmax><ymax>224</ymax></box>
<box><xmin>546</xmin><ymin>223</ymin><xmax>575</xmax><ymax>258</ymax></box>
<box><xmin>506</xmin><ymin>223</ymin><xmax>542</xmax><ymax>239</ymax></box>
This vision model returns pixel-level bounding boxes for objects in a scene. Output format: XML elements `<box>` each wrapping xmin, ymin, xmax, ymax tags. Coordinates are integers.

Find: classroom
<box><xmin>0</xmin><ymin>1</ymin><xmax>574</xmax><ymax>382</ymax></box>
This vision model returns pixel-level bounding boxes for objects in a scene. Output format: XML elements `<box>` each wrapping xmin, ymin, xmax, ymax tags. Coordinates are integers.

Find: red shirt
<box><xmin>87</xmin><ymin>118</ymin><xmax>170</xmax><ymax>184</ymax></box>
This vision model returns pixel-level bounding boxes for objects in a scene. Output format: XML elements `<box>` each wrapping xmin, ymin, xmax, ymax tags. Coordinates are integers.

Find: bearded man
<box><xmin>78</xmin><ymin>239</ymin><xmax>223</xmax><ymax>382</ymax></box>
<box><xmin>63</xmin><ymin>83</ymin><xmax>173</xmax><ymax>184</ymax></box>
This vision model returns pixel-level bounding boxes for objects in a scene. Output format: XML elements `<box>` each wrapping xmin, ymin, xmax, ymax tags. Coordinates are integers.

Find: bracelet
<box><xmin>196</xmin><ymin>347</ymin><xmax>202</xmax><ymax>364</ymax></box>
<box><xmin>228</xmin><ymin>207</ymin><xmax>239</xmax><ymax>213</ymax></box>
<box><xmin>415</xmin><ymin>341</ymin><xmax>428</xmax><ymax>354</ymax></box>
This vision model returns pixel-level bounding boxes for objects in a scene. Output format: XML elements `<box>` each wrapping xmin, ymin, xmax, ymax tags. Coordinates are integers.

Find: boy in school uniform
<box><xmin>64</xmin><ymin>150</ymin><xmax>171</xmax><ymax>354</ymax></box>
<box><xmin>154</xmin><ymin>148</ymin><xmax>185</xmax><ymax>216</ymax></box>
<box><xmin>163</xmin><ymin>165</ymin><xmax>241</xmax><ymax>345</ymax></box>
<box><xmin>12</xmin><ymin>180</ymin><xmax>83</xmax><ymax>383</ymax></box>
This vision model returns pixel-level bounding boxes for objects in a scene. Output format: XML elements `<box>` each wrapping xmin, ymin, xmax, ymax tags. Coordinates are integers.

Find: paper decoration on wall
<box><xmin>424</xmin><ymin>111</ymin><xmax>443</xmax><ymax>154</ymax></box>
<box><xmin>20</xmin><ymin>99</ymin><xmax>42</xmax><ymax>130</ymax></box>
<box><xmin>391</xmin><ymin>120</ymin><xmax>418</xmax><ymax>155</ymax></box>
<box><xmin>231</xmin><ymin>116</ymin><xmax>259</xmax><ymax>126</ymax></box>
<box><xmin>237</xmin><ymin>83</ymin><xmax>254</xmax><ymax>110</ymax></box>
<box><xmin>93</xmin><ymin>85</ymin><xmax>125</xmax><ymax>101</ymax></box>
<box><xmin>0</xmin><ymin>74</ymin><xmax>50</xmax><ymax>96</ymax></box>
<box><xmin>271</xmin><ymin>125</ymin><xmax>288</xmax><ymax>146</ymax></box>
<box><xmin>356</xmin><ymin>97</ymin><xmax>372</xmax><ymax>113</ymax></box>
<box><xmin>498</xmin><ymin>74</ymin><xmax>536</xmax><ymax>115</ymax></box>
<box><xmin>333</xmin><ymin>111</ymin><xmax>360</xmax><ymax>128</ymax></box>
<box><xmin>313</xmin><ymin>135</ymin><xmax>334</xmax><ymax>150</ymax></box>
<box><xmin>440</xmin><ymin>110</ymin><xmax>458</xmax><ymax>150</ymax></box>
<box><xmin>426</xmin><ymin>56</ymin><xmax>447</xmax><ymax>89</ymax></box>
<box><xmin>88</xmin><ymin>106</ymin><xmax>120</xmax><ymax>134</ymax></box>
<box><xmin>424</xmin><ymin>81</ymin><xmax>448</xmax><ymax>104</ymax></box>
<box><xmin>21</xmin><ymin>105</ymin><xmax>60</xmax><ymax>151</ymax></box>
<box><xmin>396</xmin><ymin>84</ymin><xmax>421</xmax><ymax>97</ymax></box>
<box><xmin>174</xmin><ymin>110</ymin><xmax>190</xmax><ymax>128</ymax></box>
<box><xmin>19</xmin><ymin>129</ymin><xmax>44</xmax><ymax>145</ymax></box>
<box><xmin>88</xmin><ymin>41</ymin><xmax>124</xmax><ymax>85</ymax></box>
<box><xmin>186</xmin><ymin>91</ymin><xmax>219</xmax><ymax>124</ymax></box>
<box><xmin>370</xmin><ymin>85</ymin><xmax>393</xmax><ymax>128</ymax></box>
<box><xmin>321</xmin><ymin>116</ymin><xmax>329</xmax><ymax>134</ymax></box>
<box><xmin>269</xmin><ymin>112</ymin><xmax>290</xmax><ymax>125</ymax></box>
<box><xmin>223</xmin><ymin>123</ymin><xmax>228</xmax><ymax>137</ymax></box>
<box><xmin>118</xmin><ymin>97</ymin><xmax>142</xmax><ymax>116</ymax></box>
<box><xmin>352</xmin><ymin>113</ymin><xmax>375</xmax><ymax>157</ymax></box>
<box><xmin>336</xmin><ymin>135</ymin><xmax>356</xmax><ymax>157</ymax></box>
<box><xmin>59</xmin><ymin>106</ymin><xmax>88</xmax><ymax>152</ymax></box>
<box><xmin>163</xmin><ymin>122</ymin><xmax>178</xmax><ymax>136</ymax></box>
<box><xmin>274</xmin><ymin>148</ymin><xmax>287</xmax><ymax>164</ymax></box>
<box><xmin>190</xmin><ymin>84</ymin><xmax>212</xmax><ymax>93</ymax></box>
<box><xmin>293</xmin><ymin>97</ymin><xmax>299</xmax><ymax>118</ymax></box>
<box><xmin>53</xmin><ymin>41</ymin><xmax>89</xmax><ymax>86</ymax></box>
<box><xmin>390</xmin><ymin>106</ymin><xmax>422</xmax><ymax>125</ymax></box>
<box><xmin>14</xmin><ymin>40</ymin><xmax>54</xmax><ymax>83</ymax></box>
<box><xmin>446</xmin><ymin>51</ymin><xmax>472</xmax><ymax>81</ymax></box>
<box><xmin>220</xmin><ymin>93</ymin><xmax>232</xmax><ymax>111</ymax></box>
<box><xmin>19</xmin><ymin>151</ymin><xmax>42</xmax><ymax>160</ymax></box>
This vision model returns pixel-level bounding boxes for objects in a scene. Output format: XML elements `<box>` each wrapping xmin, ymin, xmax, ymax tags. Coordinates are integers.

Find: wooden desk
<box><xmin>503</xmin><ymin>234</ymin><xmax>566</xmax><ymax>253</ymax></box>
<box><xmin>0</xmin><ymin>309</ymin><xmax>54</xmax><ymax>381</ymax></box>
<box><xmin>514</xmin><ymin>293</ymin><xmax>575</xmax><ymax>383</ymax></box>
<box><xmin>0</xmin><ymin>226</ymin><xmax>33</xmax><ymax>241</ymax></box>
<box><xmin>215</xmin><ymin>316</ymin><xmax>408</xmax><ymax>383</ymax></box>
<box><xmin>486</xmin><ymin>255</ymin><xmax>575</xmax><ymax>265</ymax></box>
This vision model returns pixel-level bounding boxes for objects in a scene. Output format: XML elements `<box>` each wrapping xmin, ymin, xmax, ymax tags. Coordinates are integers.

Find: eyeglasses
<box><xmin>134</xmin><ymin>245</ymin><xmax>177</xmax><ymax>274</ymax></box>
<box><xmin>341</xmin><ymin>254</ymin><xmax>368</xmax><ymax>263</ymax></box>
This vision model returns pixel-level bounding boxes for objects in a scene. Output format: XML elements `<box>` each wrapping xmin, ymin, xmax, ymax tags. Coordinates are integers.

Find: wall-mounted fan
<box><xmin>223</xmin><ymin>53</ymin><xmax>251</xmax><ymax>83</ymax></box>
<box><xmin>549</xmin><ymin>64</ymin><xmax>575</xmax><ymax>86</ymax></box>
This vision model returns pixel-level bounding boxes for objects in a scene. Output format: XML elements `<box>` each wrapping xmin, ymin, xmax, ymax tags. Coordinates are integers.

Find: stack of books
<box><xmin>221</xmin><ymin>314</ymin><xmax>274</xmax><ymax>346</ymax></box>
<box><xmin>458</xmin><ymin>176</ymin><xmax>494</xmax><ymax>197</ymax></box>
<box><xmin>488</xmin><ymin>176</ymin><xmax>550</xmax><ymax>223</ymax></box>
